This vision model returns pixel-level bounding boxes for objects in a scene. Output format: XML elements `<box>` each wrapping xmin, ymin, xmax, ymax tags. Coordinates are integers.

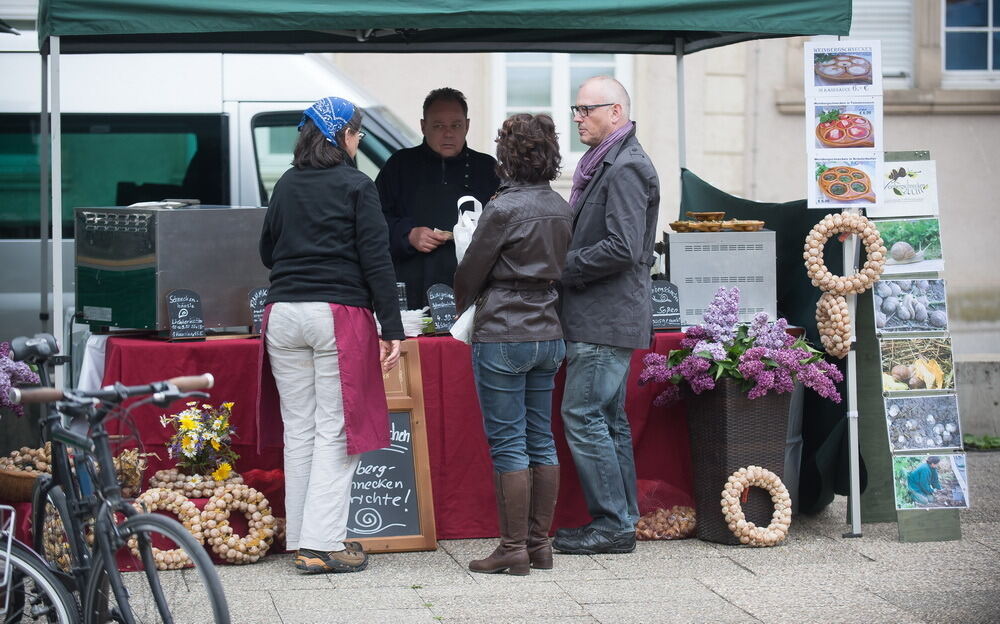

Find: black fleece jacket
<box><xmin>375</xmin><ymin>141</ymin><xmax>499</xmax><ymax>309</ymax></box>
<box><xmin>259</xmin><ymin>164</ymin><xmax>404</xmax><ymax>340</ymax></box>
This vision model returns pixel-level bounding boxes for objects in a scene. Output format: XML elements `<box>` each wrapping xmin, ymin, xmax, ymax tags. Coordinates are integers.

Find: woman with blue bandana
<box><xmin>259</xmin><ymin>96</ymin><xmax>405</xmax><ymax>574</ymax></box>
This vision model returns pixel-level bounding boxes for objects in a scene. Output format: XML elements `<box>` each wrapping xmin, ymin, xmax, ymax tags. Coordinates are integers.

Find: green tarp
<box><xmin>38</xmin><ymin>0</ymin><xmax>851</xmax><ymax>54</ymax></box>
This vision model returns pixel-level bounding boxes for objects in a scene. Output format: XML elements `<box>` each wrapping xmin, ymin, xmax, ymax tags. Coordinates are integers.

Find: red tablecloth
<box><xmin>99</xmin><ymin>333</ymin><xmax>694</xmax><ymax>540</ymax></box>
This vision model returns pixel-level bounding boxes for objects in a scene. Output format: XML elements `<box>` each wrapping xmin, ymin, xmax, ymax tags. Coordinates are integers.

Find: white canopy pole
<box><xmin>39</xmin><ymin>51</ymin><xmax>50</xmax><ymax>335</ymax></box>
<box><xmin>844</xmin><ymin>207</ymin><xmax>862</xmax><ymax>537</ymax></box>
<box><xmin>675</xmin><ymin>38</ymin><xmax>686</xmax><ymax>169</ymax></box>
<box><xmin>50</xmin><ymin>36</ymin><xmax>65</xmax><ymax>389</ymax></box>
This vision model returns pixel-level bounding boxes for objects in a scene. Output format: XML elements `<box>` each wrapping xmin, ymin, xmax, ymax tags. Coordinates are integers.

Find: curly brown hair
<box><xmin>494</xmin><ymin>114</ymin><xmax>561</xmax><ymax>183</ymax></box>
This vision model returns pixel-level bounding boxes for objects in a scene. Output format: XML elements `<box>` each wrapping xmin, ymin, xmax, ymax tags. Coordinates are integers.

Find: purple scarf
<box><xmin>569</xmin><ymin>121</ymin><xmax>635</xmax><ymax>209</ymax></box>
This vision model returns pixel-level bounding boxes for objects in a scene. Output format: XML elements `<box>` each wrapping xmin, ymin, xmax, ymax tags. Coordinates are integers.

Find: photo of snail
<box><xmin>884</xmin><ymin>394</ymin><xmax>962</xmax><ymax>452</ymax></box>
<box><xmin>874</xmin><ymin>278</ymin><xmax>949</xmax><ymax>334</ymax></box>
<box><xmin>873</xmin><ymin>218</ymin><xmax>944</xmax><ymax>275</ymax></box>
<box><xmin>880</xmin><ymin>337</ymin><xmax>955</xmax><ymax>393</ymax></box>
<box><xmin>892</xmin><ymin>453</ymin><xmax>969</xmax><ymax>511</ymax></box>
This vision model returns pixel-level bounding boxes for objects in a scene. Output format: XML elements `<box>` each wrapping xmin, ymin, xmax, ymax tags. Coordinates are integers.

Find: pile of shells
<box><xmin>201</xmin><ymin>483</ymin><xmax>275</xmax><ymax>565</ymax></box>
<box><xmin>635</xmin><ymin>505</ymin><xmax>696</xmax><ymax>540</ymax></box>
<box><xmin>149</xmin><ymin>468</ymin><xmax>243</xmax><ymax>498</ymax></box>
<box><xmin>720</xmin><ymin>465</ymin><xmax>792</xmax><ymax>547</ymax></box>
<box><xmin>0</xmin><ymin>443</ymin><xmax>52</xmax><ymax>474</ymax></box>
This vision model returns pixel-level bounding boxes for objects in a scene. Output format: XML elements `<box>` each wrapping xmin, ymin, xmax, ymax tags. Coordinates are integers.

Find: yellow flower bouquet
<box><xmin>161</xmin><ymin>401</ymin><xmax>239</xmax><ymax>478</ymax></box>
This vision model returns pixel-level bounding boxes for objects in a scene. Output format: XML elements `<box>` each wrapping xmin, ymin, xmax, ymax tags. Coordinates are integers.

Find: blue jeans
<box><xmin>561</xmin><ymin>341</ymin><xmax>639</xmax><ymax>533</ymax></box>
<box><xmin>472</xmin><ymin>339</ymin><xmax>566</xmax><ymax>473</ymax></box>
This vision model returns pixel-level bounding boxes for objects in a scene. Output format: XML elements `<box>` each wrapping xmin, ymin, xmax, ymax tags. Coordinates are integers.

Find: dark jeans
<box><xmin>472</xmin><ymin>339</ymin><xmax>566</xmax><ymax>473</ymax></box>
<box><xmin>560</xmin><ymin>341</ymin><xmax>639</xmax><ymax>533</ymax></box>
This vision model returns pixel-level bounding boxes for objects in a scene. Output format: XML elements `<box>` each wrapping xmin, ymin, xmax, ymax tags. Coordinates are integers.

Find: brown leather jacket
<box><xmin>453</xmin><ymin>182</ymin><xmax>573</xmax><ymax>343</ymax></box>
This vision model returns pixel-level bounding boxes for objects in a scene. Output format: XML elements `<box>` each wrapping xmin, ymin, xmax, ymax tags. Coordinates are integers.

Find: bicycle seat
<box><xmin>11</xmin><ymin>333</ymin><xmax>59</xmax><ymax>364</ymax></box>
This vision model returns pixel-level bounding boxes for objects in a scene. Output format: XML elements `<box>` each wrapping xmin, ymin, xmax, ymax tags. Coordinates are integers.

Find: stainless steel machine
<box><xmin>75</xmin><ymin>204</ymin><xmax>268</xmax><ymax>331</ymax></box>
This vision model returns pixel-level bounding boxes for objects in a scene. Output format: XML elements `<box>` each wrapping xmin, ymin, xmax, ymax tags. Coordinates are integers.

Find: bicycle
<box><xmin>1</xmin><ymin>504</ymin><xmax>78</xmax><ymax>623</ymax></box>
<box><xmin>8</xmin><ymin>334</ymin><xmax>230</xmax><ymax>624</ymax></box>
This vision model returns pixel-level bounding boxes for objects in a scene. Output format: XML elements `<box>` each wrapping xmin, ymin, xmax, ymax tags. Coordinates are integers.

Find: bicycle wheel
<box><xmin>82</xmin><ymin>513</ymin><xmax>229</xmax><ymax>624</ymax></box>
<box><xmin>1</xmin><ymin>539</ymin><xmax>78</xmax><ymax>623</ymax></box>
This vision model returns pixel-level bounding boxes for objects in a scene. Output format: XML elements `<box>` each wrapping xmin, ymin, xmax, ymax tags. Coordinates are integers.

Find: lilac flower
<box><xmin>703</xmin><ymin>287</ymin><xmax>741</xmax><ymax>344</ymax></box>
<box><xmin>638</xmin><ymin>287</ymin><xmax>842</xmax><ymax>406</ymax></box>
<box><xmin>1</xmin><ymin>342</ymin><xmax>41</xmax><ymax>418</ymax></box>
<box><xmin>749</xmin><ymin>313</ymin><xmax>795</xmax><ymax>349</ymax></box>
<box><xmin>692</xmin><ymin>340</ymin><xmax>727</xmax><ymax>361</ymax></box>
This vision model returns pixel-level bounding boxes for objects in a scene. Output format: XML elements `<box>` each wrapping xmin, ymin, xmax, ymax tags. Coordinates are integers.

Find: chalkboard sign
<box><xmin>426</xmin><ymin>283</ymin><xmax>457</xmax><ymax>333</ymax></box>
<box><xmin>651</xmin><ymin>281</ymin><xmax>681</xmax><ymax>329</ymax></box>
<box><xmin>166</xmin><ymin>289</ymin><xmax>205</xmax><ymax>340</ymax></box>
<box><xmin>347</xmin><ymin>412</ymin><xmax>419</xmax><ymax>539</ymax></box>
<box><xmin>248</xmin><ymin>287</ymin><xmax>268</xmax><ymax>334</ymax></box>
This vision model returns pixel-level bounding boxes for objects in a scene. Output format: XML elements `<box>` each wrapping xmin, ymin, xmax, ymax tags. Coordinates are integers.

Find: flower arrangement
<box><xmin>639</xmin><ymin>287</ymin><xmax>844</xmax><ymax>405</ymax></box>
<box><xmin>161</xmin><ymin>401</ymin><xmax>239</xmax><ymax>480</ymax></box>
<box><xmin>1</xmin><ymin>341</ymin><xmax>40</xmax><ymax>418</ymax></box>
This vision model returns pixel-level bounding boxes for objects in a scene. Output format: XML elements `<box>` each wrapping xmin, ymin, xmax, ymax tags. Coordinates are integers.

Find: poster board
<box><xmin>348</xmin><ymin>340</ymin><xmax>436</xmax><ymax>552</ymax></box>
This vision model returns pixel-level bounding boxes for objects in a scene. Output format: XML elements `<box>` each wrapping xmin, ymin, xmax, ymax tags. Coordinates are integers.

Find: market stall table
<box><xmin>95</xmin><ymin>333</ymin><xmax>693</xmax><ymax>540</ymax></box>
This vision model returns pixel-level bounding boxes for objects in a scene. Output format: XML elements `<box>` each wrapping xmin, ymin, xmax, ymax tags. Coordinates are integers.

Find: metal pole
<box><xmin>843</xmin><ymin>207</ymin><xmax>862</xmax><ymax>538</ymax></box>
<box><xmin>39</xmin><ymin>51</ymin><xmax>50</xmax><ymax>334</ymax></box>
<box><xmin>50</xmin><ymin>36</ymin><xmax>65</xmax><ymax>389</ymax></box>
<box><xmin>675</xmin><ymin>37</ymin><xmax>686</xmax><ymax>170</ymax></box>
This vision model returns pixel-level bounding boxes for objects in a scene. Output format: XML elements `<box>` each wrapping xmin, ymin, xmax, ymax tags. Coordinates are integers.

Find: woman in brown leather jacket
<box><xmin>453</xmin><ymin>114</ymin><xmax>573</xmax><ymax>576</ymax></box>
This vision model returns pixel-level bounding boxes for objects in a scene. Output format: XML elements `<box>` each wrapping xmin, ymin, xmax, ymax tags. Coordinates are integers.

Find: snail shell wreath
<box><xmin>803</xmin><ymin>213</ymin><xmax>886</xmax><ymax>296</ymax></box>
<box><xmin>200</xmin><ymin>484</ymin><xmax>276</xmax><ymax>565</ymax></box>
<box><xmin>131</xmin><ymin>488</ymin><xmax>205</xmax><ymax>570</ymax></box>
<box><xmin>720</xmin><ymin>466</ymin><xmax>792</xmax><ymax>547</ymax></box>
<box><xmin>803</xmin><ymin>213</ymin><xmax>885</xmax><ymax>358</ymax></box>
<box><xmin>816</xmin><ymin>292</ymin><xmax>852</xmax><ymax>359</ymax></box>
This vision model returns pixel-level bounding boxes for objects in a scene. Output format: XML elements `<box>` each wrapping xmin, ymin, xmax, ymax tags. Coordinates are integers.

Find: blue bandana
<box><xmin>298</xmin><ymin>97</ymin><xmax>356</xmax><ymax>146</ymax></box>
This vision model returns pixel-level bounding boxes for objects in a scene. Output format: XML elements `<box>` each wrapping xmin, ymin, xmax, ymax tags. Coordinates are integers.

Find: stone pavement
<box><xmin>163</xmin><ymin>451</ymin><xmax>1000</xmax><ymax>623</ymax></box>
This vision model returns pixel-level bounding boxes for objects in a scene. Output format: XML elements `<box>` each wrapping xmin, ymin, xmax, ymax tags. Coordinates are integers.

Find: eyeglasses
<box><xmin>570</xmin><ymin>103</ymin><xmax>615</xmax><ymax>118</ymax></box>
<box><xmin>355</xmin><ymin>130</ymin><xmax>367</xmax><ymax>140</ymax></box>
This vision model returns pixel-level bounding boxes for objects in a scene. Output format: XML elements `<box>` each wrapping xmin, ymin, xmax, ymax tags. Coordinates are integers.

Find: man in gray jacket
<box><xmin>553</xmin><ymin>76</ymin><xmax>660</xmax><ymax>555</ymax></box>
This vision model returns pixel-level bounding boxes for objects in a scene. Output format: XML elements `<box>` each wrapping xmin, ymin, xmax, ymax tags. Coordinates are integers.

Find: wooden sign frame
<box><xmin>352</xmin><ymin>340</ymin><xmax>436</xmax><ymax>552</ymax></box>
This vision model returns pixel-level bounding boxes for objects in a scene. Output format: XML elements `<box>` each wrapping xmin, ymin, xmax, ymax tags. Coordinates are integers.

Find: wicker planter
<box><xmin>685</xmin><ymin>377</ymin><xmax>791</xmax><ymax>545</ymax></box>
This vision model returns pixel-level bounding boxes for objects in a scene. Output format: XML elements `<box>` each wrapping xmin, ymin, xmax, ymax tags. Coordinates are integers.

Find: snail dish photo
<box><xmin>815</xmin><ymin>54</ymin><xmax>873</xmax><ymax>84</ymax></box>
<box><xmin>816</xmin><ymin>111</ymin><xmax>874</xmax><ymax>148</ymax></box>
<box><xmin>817</xmin><ymin>165</ymin><xmax>876</xmax><ymax>203</ymax></box>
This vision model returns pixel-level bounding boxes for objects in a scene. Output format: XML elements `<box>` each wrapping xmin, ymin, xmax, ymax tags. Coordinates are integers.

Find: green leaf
<box><xmin>819</xmin><ymin>109</ymin><xmax>841</xmax><ymax>124</ymax></box>
<box><xmin>893</xmin><ymin>187</ymin><xmax>903</xmax><ymax>196</ymax></box>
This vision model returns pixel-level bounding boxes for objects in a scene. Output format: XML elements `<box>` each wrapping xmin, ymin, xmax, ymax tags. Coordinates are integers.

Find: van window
<box><xmin>0</xmin><ymin>114</ymin><xmax>228</xmax><ymax>239</ymax></box>
<box><xmin>252</xmin><ymin>112</ymin><xmax>395</xmax><ymax>203</ymax></box>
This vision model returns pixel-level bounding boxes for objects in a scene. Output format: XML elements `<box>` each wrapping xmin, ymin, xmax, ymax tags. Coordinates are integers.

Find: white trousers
<box><xmin>265</xmin><ymin>302</ymin><xmax>361</xmax><ymax>552</ymax></box>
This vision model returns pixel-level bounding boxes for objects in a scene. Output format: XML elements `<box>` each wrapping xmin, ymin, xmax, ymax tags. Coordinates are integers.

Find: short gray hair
<box><xmin>581</xmin><ymin>75</ymin><xmax>631</xmax><ymax>120</ymax></box>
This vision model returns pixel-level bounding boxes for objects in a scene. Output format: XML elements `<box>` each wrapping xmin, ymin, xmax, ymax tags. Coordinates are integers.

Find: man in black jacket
<box><xmin>376</xmin><ymin>88</ymin><xmax>500</xmax><ymax>310</ymax></box>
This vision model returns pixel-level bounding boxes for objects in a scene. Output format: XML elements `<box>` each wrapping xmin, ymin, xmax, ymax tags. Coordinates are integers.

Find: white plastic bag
<box><xmin>453</xmin><ymin>195</ymin><xmax>483</xmax><ymax>263</ymax></box>
<box><xmin>450</xmin><ymin>303</ymin><xmax>476</xmax><ymax>344</ymax></box>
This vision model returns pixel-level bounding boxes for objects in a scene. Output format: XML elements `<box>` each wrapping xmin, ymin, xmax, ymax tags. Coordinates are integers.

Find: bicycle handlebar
<box><xmin>7</xmin><ymin>373</ymin><xmax>215</xmax><ymax>406</ymax></box>
<box><xmin>8</xmin><ymin>386</ymin><xmax>66</xmax><ymax>405</ymax></box>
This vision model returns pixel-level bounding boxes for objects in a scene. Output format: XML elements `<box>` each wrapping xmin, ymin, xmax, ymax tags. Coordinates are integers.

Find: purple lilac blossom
<box><xmin>748</xmin><ymin>313</ymin><xmax>795</xmax><ymax>349</ymax></box>
<box><xmin>692</xmin><ymin>340</ymin><xmax>727</xmax><ymax>361</ymax></box>
<box><xmin>702</xmin><ymin>287</ymin><xmax>741</xmax><ymax>345</ymax></box>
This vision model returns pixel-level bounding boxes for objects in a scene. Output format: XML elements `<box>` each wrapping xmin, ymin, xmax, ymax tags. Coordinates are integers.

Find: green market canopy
<box><xmin>38</xmin><ymin>0</ymin><xmax>850</xmax><ymax>54</ymax></box>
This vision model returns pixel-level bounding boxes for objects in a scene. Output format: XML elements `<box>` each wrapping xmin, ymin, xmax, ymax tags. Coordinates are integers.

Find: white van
<box><xmin>0</xmin><ymin>29</ymin><xmax>419</xmax><ymax>343</ymax></box>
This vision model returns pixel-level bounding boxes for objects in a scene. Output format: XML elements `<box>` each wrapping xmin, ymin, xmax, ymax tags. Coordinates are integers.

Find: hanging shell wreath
<box><xmin>720</xmin><ymin>465</ymin><xmax>792</xmax><ymax>547</ymax></box>
<box><xmin>803</xmin><ymin>213</ymin><xmax>885</xmax><ymax>358</ymax></box>
<box><xmin>200</xmin><ymin>483</ymin><xmax>276</xmax><ymax>564</ymax></box>
<box><xmin>132</xmin><ymin>488</ymin><xmax>205</xmax><ymax>570</ymax></box>
<box><xmin>149</xmin><ymin>468</ymin><xmax>244</xmax><ymax>498</ymax></box>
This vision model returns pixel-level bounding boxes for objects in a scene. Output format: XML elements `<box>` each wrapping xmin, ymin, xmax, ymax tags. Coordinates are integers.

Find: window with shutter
<box><xmin>850</xmin><ymin>0</ymin><xmax>915</xmax><ymax>88</ymax></box>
